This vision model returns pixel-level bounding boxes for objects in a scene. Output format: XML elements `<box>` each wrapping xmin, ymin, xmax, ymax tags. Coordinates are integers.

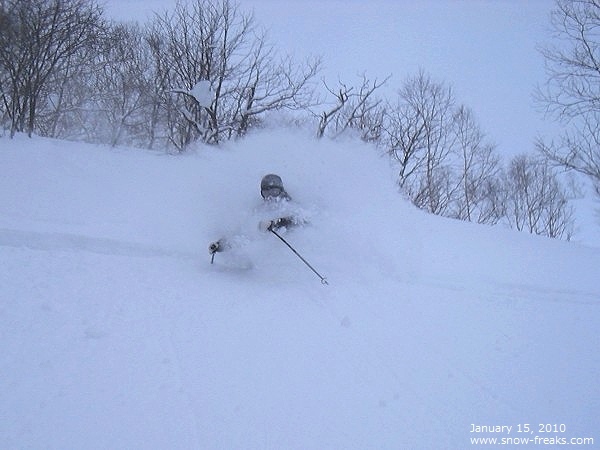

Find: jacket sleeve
<box><xmin>269</xmin><ymin>216</ymin><xmax>300</xmax><ymax>231</ymax></box>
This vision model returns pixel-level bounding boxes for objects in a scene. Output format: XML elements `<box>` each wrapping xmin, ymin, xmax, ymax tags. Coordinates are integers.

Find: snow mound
<box><xmin>1</xmin><ymin>130</ymin><xmax>599</xmax><ymax>449</ymax></box>
<box><xmin>190</xmin><ymin>80</ymin><xmax>212</xmax><ymax>107</ymax></box>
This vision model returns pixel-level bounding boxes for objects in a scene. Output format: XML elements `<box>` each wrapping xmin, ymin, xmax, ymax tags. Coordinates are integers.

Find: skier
<box><xmin>208</xmin><ymin>174</ymin><xmax>301</xmax><ymax>257</ymax></box>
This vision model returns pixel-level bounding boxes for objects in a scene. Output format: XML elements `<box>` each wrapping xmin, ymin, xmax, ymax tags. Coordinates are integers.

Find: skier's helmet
<box><xmin>261</xmin><ymin>174</ymin><xmax>289</xmax><ymax>200</ymax></box>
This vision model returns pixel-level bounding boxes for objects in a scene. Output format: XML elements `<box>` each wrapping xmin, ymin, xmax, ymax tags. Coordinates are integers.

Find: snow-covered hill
<box><xmin>1</xmin><ymin>130</ymin><xmax>599</xmax><ymax>449</ymax></box>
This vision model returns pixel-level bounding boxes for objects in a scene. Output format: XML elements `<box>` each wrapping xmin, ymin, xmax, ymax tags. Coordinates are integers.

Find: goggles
<box><xmin>261</xmin><ymin>186</ymin><xmax>283</xmax><ymax>198</ymax></box>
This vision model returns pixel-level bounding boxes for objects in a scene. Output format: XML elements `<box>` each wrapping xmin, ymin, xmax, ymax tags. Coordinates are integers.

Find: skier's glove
<box><xmin>258</xmin><ymin>220</ymin><xmax>274</xmax><ymax>232</ymax></box>
<box><xmin>208</xmin><ymin>240</ymin><xmax>222</xmax><ymax>254</ymax></box>
<box><xmin>259</xmin><ymin>217</ymin><xmax>294</xmax><ymax>232</ymax></box>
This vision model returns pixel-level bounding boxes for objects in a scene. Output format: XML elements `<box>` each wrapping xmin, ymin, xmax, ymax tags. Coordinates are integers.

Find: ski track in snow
<box><xmin>0</xmin><ymin>227</ymin><xmax>196</xmax><ymax>260</ymax></box>
<box><xmin>488</xmin><ymin>282</ymin><xmax>600</xmax><ymax>306</ymax></box>
<box><xmin>5</xmin><ymin>225</ymin><xmax>595</xmax><ymax>308</ymax></box>
<box><xmin>416</xmin><ymin>275</ymin><xmax>600</xmax><ymax>307</ymax></box>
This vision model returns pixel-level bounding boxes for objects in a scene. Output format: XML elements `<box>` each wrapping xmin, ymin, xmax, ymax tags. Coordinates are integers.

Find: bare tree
<box><xmin>147</xmin><ymin>0</ymin><xmax>320</xmax><ymax>149</ymax></box>
<box><xmin>147</xmin><ymin>0</ymin><xmax>227</xmax><ymax>149</ymax></box>
<box><xmin>145</xmin><ymin>27</ymin><xmax>179</xmax><ymax>149</ymax></box>
<box><xmin>385</xmin><ymin>70</ymin><xmax>457</xmax><ymax>215</ymax></box>
<box><xmin>316</xmin><ymin>74</ymin><xmax>388</xmax><ymax>140</ymax></box>
<box><xmin>536</xmin><ymin>0</ymin><xmax>600</xmax><ymax>195</ymax></box>
<box><xmin>32</xmin><ymin>36</ymin><xmax>97</xmax><ymax>140</ymax></box>
<box><xmin>230</xmin><ymin>40</ymin><xmax>321</xmax><ymax>139</ymax></box>
<box><xmin>381</xmin><ymin>71</ymin><xmax>512</xmax><ymax>227</ymax></box>
<box><xmin>90</xmin><ymin>22</ymin><xmax>155</xmax><ymax>147</ymax></box>
<box><xmin>477</xmin><ymin>175</ymin><xmax>508</xmax><ymax>226</ymax></box>
<box><xmin>452</xmin><ymin>105</ymin><xmax>501</xmax><ymax>223</ymax></box>
<box><xmin>504</xmin><ymin>154</ymin><xmax>575</xmax><ymax>239</ymax></box>
<box><xmin>0</xmin><ymin>0</ymin><xmax>103</xmax><ymax>137</ymax></box>
<box><xmin>536</xmin><ymin>116</ymin><xmax>600</xmax><ymax>196</ymax></box>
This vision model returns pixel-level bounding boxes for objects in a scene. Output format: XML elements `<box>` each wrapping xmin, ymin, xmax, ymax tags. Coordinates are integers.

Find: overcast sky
<box><xmin>105</xmin><ymin>0</ymin><xmax>558</xmax><ymax>159</ymax></box>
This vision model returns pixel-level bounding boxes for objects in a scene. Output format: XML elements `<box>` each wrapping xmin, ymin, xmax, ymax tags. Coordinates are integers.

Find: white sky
<box><xmin>104</xmin><ymin>0</ymin><xmax>557</xmax><ymax>159</ymax></box>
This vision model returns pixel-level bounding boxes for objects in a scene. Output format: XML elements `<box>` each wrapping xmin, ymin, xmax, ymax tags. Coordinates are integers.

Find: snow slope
<box><xmin>1</xmin><ymin>130</ymin><xmax>599</xmax><ymax>449</ymax></box>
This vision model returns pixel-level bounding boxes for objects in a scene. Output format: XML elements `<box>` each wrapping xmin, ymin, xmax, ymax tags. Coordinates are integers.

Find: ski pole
<box><xmin>269</xmin><ymin>228</ymin><xmax>328</xmax><ymax>285</ymax></box>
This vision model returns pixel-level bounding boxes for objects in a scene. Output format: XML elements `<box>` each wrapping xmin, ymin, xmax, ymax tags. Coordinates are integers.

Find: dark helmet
<box><xmin>261</xmin><ymin>174</ymin><xmax>290</xmax><ymax>200</ymax></box>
